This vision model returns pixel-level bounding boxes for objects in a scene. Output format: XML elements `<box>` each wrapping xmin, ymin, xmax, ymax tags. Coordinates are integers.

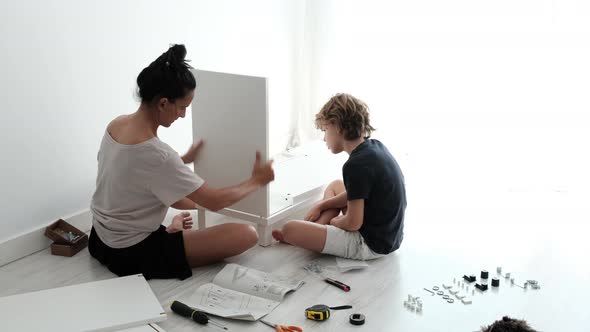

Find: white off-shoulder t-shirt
<box><xmin>91</xmin><ymin>130</ymin><xmax>204</xmax><ymax>248</ymax></box>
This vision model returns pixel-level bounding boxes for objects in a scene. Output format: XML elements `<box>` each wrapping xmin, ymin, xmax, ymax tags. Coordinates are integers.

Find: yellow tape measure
<box><xmin>305</xmin><ymin>304</ymin><xmax>352</xmax><ymax>321</ymax></box>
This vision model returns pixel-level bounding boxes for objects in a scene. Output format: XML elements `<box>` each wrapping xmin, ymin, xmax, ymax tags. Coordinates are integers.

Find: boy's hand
<box><xmin>329</xmin><ymin>215</ymin><xmax>346</xmax><ymax>228</ymax></box>
<box><xmin>251</xmin><ymin>151</ymin><xmax>275</xmax><ymax>185</ymax></box>
<box><xmin>304</xmin><ymin>204</ymin><xmax>323</xmax><ymax>222</ymax></box>
<box><xmin>181</xmin><ymin>140</ymin><xmax>204</xmax><ymax>164</ymax></box>
<box><xmin>168</xmin><ymin>212</ymin><xmax>193</xmax><ymax>233</ymax></box>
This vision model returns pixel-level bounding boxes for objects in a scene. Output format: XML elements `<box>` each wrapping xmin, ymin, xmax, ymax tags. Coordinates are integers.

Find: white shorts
<box><xmin>321</xmin><ymin>225</ymin><xmax>386</xmax><ymax>261</ymax></box>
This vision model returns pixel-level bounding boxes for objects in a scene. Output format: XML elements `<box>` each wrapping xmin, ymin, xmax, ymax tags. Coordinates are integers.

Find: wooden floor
<box><xmin>1</xmin><ymin>188</ymin><xmax>589</xmax><ymax>331</ymax></box>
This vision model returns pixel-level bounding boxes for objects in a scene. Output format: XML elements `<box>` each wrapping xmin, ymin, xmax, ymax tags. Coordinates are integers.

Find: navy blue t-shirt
<box><xmin>343</xmin><ymin>139</ymin><xmax>406</xmax><ymax>254</ymax></box>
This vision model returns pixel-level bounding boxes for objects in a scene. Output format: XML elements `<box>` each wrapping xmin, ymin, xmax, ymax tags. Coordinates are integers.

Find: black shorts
<box><xmin>89</xmin><ymin>225</ymin><xmax>192</xmax><ymax>280</ymax></box>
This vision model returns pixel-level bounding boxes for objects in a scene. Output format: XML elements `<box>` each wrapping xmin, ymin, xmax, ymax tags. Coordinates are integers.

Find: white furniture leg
<box><xmin>197</xmin><ymin>209</ymin><xmax>206</xmax><ymax>229</ymax></box>
<box><xmin>256</xmin><ymin>223</ymin><xmax>273</xmax><ymax>247</ymax></box>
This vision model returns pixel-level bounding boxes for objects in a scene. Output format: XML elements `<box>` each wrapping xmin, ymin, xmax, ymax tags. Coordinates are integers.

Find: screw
<box><xmin>510</xmin><ymin>278</ymin><xmax>525</xmax><ymax>289</ymax></box>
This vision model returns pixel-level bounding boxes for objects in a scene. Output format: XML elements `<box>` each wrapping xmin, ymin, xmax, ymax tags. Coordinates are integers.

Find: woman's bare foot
<box><xmin>272</xmin><ymin>229</ymin><xmax>286</xmax><ymax>242</ymax></box>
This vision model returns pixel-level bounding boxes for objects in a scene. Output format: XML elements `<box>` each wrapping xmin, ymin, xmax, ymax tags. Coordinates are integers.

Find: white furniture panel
<box><xmin>191</xmin><ymin>69</ymin><xmax>345</xmax><ymax>245</ymax></box>
<box><xmin>191</xmin><ymin>69</ymin><xmax>269</xmax><ymax>218</ymax></box>
<box><xmin>116</xmin><ymin>324</ymin><xmax>166</xmax><ymax>332</ymax></box>
<box><xmin>0</xmin><ymin>274</ymin><xmax>166</xmax><ymax>332</ymax></box>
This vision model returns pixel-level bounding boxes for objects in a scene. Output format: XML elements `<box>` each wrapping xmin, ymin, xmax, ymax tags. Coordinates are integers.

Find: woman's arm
<box><xmin>186</xmin><ymin>152</ymin><xmax>274</xmax><ymax>212</ymax></box>
<box><xmin>171</xmin><ymin>197</ymin><xmax>198</xmax><ymax>210</ymax></box>
<box><xmin>187</xmin><ymin>179</ymin><xmax>261</xmax><ymax>212</ymax></box>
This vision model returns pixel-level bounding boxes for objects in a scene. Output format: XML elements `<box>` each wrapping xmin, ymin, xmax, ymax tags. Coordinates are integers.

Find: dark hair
<box><xmin>480</xmin><ymin>316</ymin><xmax>538</xmax><ymax>332</ymax></box>
<box><xmin>136</xmin><ymin>44</ymin><xmax>196</xmax><ymax>103</ymax></box>
<box><xmin>315</xmin><ymin>93</ymin><xmax>375</xmax><ymax>140</ymax></box>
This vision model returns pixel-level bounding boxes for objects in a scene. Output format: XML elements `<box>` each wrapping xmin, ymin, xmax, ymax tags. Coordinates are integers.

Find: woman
<box><xmin>89</xmin><ymin>44</ymin><xmax>274</xmax><ymax>280</ymax></box>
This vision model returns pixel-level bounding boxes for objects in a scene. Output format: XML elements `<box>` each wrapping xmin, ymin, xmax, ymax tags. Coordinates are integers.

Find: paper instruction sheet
<box><xmin>187</xmin><ymin>283</ymin><xmax>279</xmax><ymax>321</ymax></box>
<box><xmin>185</xmin><ymin>264</ymin><xmax>304</xmax><ymax>321</ymax></box>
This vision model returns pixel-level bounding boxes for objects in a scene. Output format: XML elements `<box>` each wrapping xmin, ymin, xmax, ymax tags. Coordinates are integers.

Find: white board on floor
<box><xmin>116</xmin><ymin>324</ymin><xmax>166</xmax><ymax>332</ymax></box>
<box><xmin>191</xmin><ymin>69</ymin><xmax>269</xmax><ymax>217</ymax></box>
<box><xmin>0</xmin><ymin>274</ymin><xmax>166</xmax><ymax>332</ymax></box>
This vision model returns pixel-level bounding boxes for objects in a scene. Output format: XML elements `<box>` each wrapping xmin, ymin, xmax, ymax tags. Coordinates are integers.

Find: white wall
<box><xmin>4</xmin><ymin>0</ymin><xmax>589</xmax><ymax>248</ymax></box>
<box><xmin>304</xmin><ymin>0</ymin><xmax>590</xmax><ymax>194</ymax></box>
<box><xmin>0</xmin><ymin>0</ymin><xmax>306</xmax><ymax>243</ymax></box>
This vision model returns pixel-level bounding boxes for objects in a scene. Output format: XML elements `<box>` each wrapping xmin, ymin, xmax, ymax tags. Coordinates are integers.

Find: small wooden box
<box><xmin>50</xmin><ymin>238</ymin><xmax>88</xmax><ymax>257</ymax></box>
<box><xmin>44</xmin><ymin>219</ymin><xmax>88</xmax><ymax>257</ymax></box>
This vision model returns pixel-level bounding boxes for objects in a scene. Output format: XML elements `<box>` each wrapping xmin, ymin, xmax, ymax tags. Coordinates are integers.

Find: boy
<box><xmin>272</xmin><ymin>93</ymin><xmax>406</xmax><ymax>260</ymax></box>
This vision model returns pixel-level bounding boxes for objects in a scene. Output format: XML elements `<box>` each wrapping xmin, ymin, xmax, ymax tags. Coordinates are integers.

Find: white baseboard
<box><xmin>0</xmin><ymin>209</ymin><xmax>92</xmax><ymax>267</ymax></box>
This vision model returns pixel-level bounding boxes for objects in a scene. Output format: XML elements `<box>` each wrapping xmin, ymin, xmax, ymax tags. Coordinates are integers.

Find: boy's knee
<box><xmin>329</xmin><ymin>179</ymin><xmax>344</xmax><ymax>187</ymax></box>
<box><xmin>326</xmin><ymin>179</ymin><xmax>345</xmax><ymax>194</ymax></box>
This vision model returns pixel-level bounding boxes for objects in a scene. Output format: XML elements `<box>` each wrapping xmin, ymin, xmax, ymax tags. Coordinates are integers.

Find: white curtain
<box><xmin>296</xmin><ymin>0</ymin><xmax>590</xmax><ymax>194</ymax></box>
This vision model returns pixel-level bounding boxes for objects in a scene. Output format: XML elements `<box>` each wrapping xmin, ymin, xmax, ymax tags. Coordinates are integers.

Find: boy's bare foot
<box><xmin>272</xmin><ymin>229</ymin><xmax>285</xmax><ymax>242</ymax></box>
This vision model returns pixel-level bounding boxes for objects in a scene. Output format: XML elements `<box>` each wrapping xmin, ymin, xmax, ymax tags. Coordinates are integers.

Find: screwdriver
<box><xmin>170</xmin><ymin>300</ymin><xmax>228</xmax><ymax>330</ymax></box>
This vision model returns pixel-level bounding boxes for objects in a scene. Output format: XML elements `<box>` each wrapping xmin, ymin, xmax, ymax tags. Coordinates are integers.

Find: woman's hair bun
<box><xmin>166</xmin><ymin>44</ymin><xmax>187</xmax><ymax>66</ymax></box>
<box><xmin>136</xmin><ymin>44</ymin><xmax>196</xmax><ymax>102</ymax></box>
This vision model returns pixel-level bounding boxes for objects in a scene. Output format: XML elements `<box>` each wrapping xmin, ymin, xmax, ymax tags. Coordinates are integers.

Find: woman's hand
<box><xmin>181</xmin><ymin>140</ymin><xmax>204</xmax><ymax>164</ymax></box>
<box><xmin>251</xmin><ymin>151</ymin><xmax>274</xmax><ymax>185</ymax></box>
<box><xmin>167</xmin><ymin>212</ymin><xmax>193</xmax><ymax>233</ymax></box>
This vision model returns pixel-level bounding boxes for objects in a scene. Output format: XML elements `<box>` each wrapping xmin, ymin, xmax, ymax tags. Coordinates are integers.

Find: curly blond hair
<box><xmin>315</xmin><ymin>93</ymin><xmax>375</xmax><ymax>140</ymax></box>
